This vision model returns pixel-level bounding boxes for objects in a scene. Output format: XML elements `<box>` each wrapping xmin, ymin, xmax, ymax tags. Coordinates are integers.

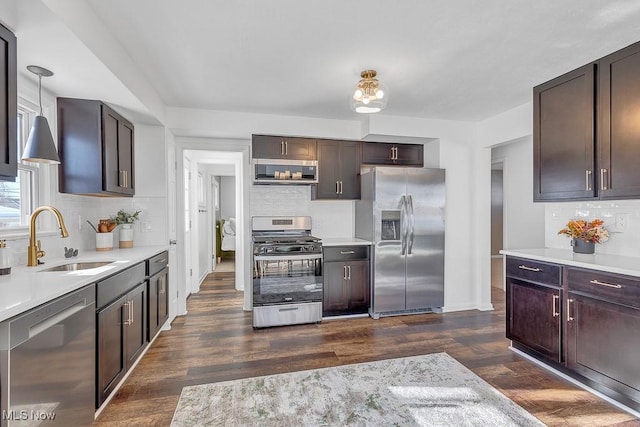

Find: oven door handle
<box><xmin>253</xmin><ymin>254</ymin><xmax>322</xmax><ymax>261</ymax></box>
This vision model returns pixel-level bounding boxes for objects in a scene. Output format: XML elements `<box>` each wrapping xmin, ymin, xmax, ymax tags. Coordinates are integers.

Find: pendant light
<box><xmin>351</xmin><ymin>69</ymin><xmax>387</xmax><ymax>113</ymax></box>
<box><xmin>22</xmin><ymin>65</ymin><xmax>60</xmax><ymax>164</ymax></box>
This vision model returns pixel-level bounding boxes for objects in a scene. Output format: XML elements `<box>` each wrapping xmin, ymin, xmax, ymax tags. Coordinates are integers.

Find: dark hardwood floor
<box><xmin>94</xmin><ymin>270</ymin><xmax>640</xmax><ymax>426</ymax></box>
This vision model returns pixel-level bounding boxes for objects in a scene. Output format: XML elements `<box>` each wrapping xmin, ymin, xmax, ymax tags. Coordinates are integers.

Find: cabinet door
<box><xmin>506</xmin><ymin>278</ymin><xmax>562</xmax><ymax>362</ymax></box>
<box><xmin>0</xmin><ymin>24</ymin><xmax>16</xmax><ymax>179</ymax></box>
<box><xmin>103</xmin><ymin>106</ymin><xmax>122</xmax><ymax>194</ymax></box>
<box><xmin>316</xmin><ymin>140</ymin><xmax>342</xmax><ymax>198</ymax></box>
<box><xmin>117</xmin><ymin>119</ymin><xmax>135</xmax><ymax>195</ymax></box>
<box><xmin>599</xmin><ymin>42</ymin><xmax>640</xmax><ymax>199</ymax></box>
<box><xmin>362</xmin><ymin>142</ymin><xmax>394</xmax><ymax>164</ymax></box>
<box><xmin>347</xmin><ymin>260</ymin><xmax>369</xmax><ymax>313</ymax></box>
<box><xmin>97</xmin><ymin>295</ymin><xmax>127</xmax><ymax>407</ymax></box>
<box><xmin>394</xmin><ymin>144</ymin><xmax>424</xmax><ymax>167</ymax></box>
<box><xmin>323</xmin><ymin>262</ymin><xmax>348</xmax><ymax>315</ymax></box>
<box><xmin>339</xmin><ymin>141</ymin><xmax>361</xmax><ymax>199</ymax></box>
<box><xmin>533</xmin><ymin>64</ymin><xmax>595</xmax><ymax>201</ymax></box>
<box><xmin>103</xmin><ymin>106</ymin><xmax>135</xmax><ymax>195</ymax></box>
<box><xmin>284</xmin><ymin>138</ymin><xmax>316</xmax><ymax>160</ymax></box>
<box><xmin>148</xmin><ymin>268</ymin><xmax>169</xmax><ymax>340</ymax></box>
<box><xmin>147</xmin><ymin>278</ymin><xmax>159</xmax><ymax>341</ymax></box>
<box><xmin>125</xmin><ymin>283</ymin><xmax>147</xmax><ymax>367</ymax></box>
<box><xmin>157</xmin><ymin>269</ymin><xmax>169</xmax><ymax>328</ymax></box>
<box><xmin>566</xmin><ymin>292</ymin><xmax>640</xmax><ymax>400</ymax></box>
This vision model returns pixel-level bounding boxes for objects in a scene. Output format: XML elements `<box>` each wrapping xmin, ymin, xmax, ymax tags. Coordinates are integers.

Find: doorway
<box><xmin>175</xmin><ymin>139</ymin><xmax>251</xmax><ymax>313</ymax></box>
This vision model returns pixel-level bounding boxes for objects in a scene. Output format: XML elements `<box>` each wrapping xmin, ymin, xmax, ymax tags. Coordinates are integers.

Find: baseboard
<box><xmin>510</xmin><ymin>346</ymin><xmax>640</xmax><ymax>419</ymax></box>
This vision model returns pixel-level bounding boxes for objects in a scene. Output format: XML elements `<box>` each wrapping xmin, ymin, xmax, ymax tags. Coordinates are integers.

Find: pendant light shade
<box><xmin>351</xmin><ymin>69</ymin><xmax>387</xmax><ymax>113</ymax></box>
<box><xmin>21</xmin><ymin>65</ymin><xmax>60</xmax><ymax>164</ymax></box>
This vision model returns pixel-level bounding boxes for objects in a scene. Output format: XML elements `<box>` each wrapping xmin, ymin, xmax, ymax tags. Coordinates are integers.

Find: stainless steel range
<box><xmin>252</xmin><ymin>216</ymin><xmax>323</xmax><ymax>328</ymax></box>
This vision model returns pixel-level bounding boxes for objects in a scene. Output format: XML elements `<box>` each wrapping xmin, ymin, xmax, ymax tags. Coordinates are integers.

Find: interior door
<box><xmin>372</xmin><ymin>167</ymin><xmax>406</xmax><ymax>313</ymax></box>
<box><xmin>405</xmin><ymin>168</ymin><xmax>445</xmax><ymax>310</ymax></box>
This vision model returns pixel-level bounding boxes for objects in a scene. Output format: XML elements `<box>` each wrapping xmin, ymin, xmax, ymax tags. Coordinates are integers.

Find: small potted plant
<box><xmin>111</xmin><ymin>209</ymin><xmax>141</xmax><ymax>248</ymax></box>
<box><xmin>558</xmin><ymin>218</ymin><xmax>609</xmax><ymax>254</ymax></box>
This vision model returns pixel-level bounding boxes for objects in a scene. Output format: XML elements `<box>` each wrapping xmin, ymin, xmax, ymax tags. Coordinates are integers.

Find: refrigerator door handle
<box><xmin>400</xmin><ymin>195</ymin><xmax>408</xmax><ymax>255</ymax></box>
<box><xmin>407</xmin><ymin>194</ymin><xmax>415</xmax><ymax>254</ymax></box>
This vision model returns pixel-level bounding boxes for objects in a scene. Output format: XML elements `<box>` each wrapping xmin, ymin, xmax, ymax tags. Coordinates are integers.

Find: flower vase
<box><xmin>572</xmin><ymin>238</ymin><xmax>595</xmax><ymax>254</ymax></box>
<box><xmin>119</xmin><ymin>224</ymin><xmax>134</xmax><ymax>248</ymax></box>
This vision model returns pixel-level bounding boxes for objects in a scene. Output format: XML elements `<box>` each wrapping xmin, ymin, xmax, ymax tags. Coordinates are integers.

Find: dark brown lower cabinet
<box><xmin>97</xmin><ymin>282</ymin><xmax>147</xmax><ymax>407</ymax></box>
<box><xmin>148</xmin><ymin>267</ymin><xmax>169</xmax><ymax>340</ymax></box>
<box><xmin>506</xmin><ymin>278</ymin><xmax>562</xmax><ymax>363</ymax></box>
<box><xmin>323</xmin><ymin>246</ymin><xmax>370</xmax><ymax>317</ymax></box>
<box><xmin>566</xmin><ymin>266</ymin><xmax>640</xmax><ymax>407</ymax></box>
<box><xmin>507</xmin><ymin>255</ymin><xmax>640</xmax><ymax>411</ymax></box>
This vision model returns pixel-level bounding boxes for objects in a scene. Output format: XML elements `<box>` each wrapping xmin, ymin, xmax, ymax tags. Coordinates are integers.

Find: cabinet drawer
<box><xmin>323</xmin><ymin>246</ymin><xmax>369</xmax><ymax>262</ymax></box>
<box><xmin>97</xmin><ymin>262</ymin><xmax>146</xmax><ymax>309</ymax></box>
<box><xmin>505</xmin><ymin>256</ymin><xmax>561</xmax><ymax>286</ymax></box>
<box><xmin>567</xmin><ymin>267</ymin><xmax>640</xmax><ymax>308</ymax></box>
<box><xmin>147</xmin><ymin>251</ymin><xmax>169</xmax><ymax>277</ymax></box>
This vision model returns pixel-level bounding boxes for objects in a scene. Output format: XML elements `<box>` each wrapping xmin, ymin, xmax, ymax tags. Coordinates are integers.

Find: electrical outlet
<box><xmin>614</xmin><ymin>213</ymin><xmax>629</xmax><ymax>232</ymax></box>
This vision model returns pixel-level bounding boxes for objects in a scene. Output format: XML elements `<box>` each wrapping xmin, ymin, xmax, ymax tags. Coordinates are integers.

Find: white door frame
<box><xmin>173</xmin><ymin>137</ymin><xmax>252</xmax><ymax>311</ymax></box>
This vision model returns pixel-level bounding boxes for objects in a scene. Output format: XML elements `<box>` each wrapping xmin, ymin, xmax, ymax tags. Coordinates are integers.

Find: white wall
<box><xmin>219</xmin><ymin>177</ymin><xmax>236</xmax><ymax>220</ymax></box>
<box><xmin>197</xmin><ymin>164</ymin><xmax>211</xmax><ymax>281</ymax></box>
<box><xmin>491</xmin><ymin>137</ymin><xmax>545</xmax><ymax>250</ymax></box>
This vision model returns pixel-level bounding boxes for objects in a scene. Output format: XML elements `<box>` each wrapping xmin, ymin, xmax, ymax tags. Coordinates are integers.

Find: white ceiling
<box><xmin>3</xmin><ymin>1</ymin><xmax>640</xmax><ymax>124</ymax></box>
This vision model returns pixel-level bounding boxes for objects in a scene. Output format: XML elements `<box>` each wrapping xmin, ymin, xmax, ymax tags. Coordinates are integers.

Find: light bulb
<box><xmin>363</xmin><ymin>97</ymin><xmax>370</xmax><ymax>105</ymax></box>
<box><xmin>353</xmin><ymin>89</ymin><xmax>363</xmax><ymax>100</ymax></box>
<box><xmin>375</xmin><ymin>89</ymin><xmax>384</xmax><ymax>99</ymax></box>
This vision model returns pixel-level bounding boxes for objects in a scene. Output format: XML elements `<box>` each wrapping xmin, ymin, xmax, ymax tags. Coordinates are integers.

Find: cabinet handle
<box><xmin>348</xmin><ymin>265</ymin><xmax>351</xmax><ymax>280</ymax></box>
<box><xmin>284</xmin><ymin>141</ymin><xmax>288</xmax><ymax>155</ymax></box>
<box><xmin>567</xmin><ymin>298</ymin><xmax>575</xmax><ymax>321</ymax></box>
<box><xmin>124</xmin><ymin>171</ymin><xmax>128</xmax><ymax>188</ymax></box>
<box><xmin>279</xmin><ymin>307</ymin><xmax>299</xmax><ymax>312</ymax></box>
<box><xmin>123</xmin><ymin>301</ymin><xmax>131</xmax><ymax>325</ymax></box>
<box><xmin>339</xmin><ymin>181</ymin><xmax>343</xmax><ymax>194</ymax></box>
<box><xmin>600</xmin><ymin>168</ymin><xmax>608</xmax><ymax>191</ymax></box>
<box><xmin>589</xmin><ymin>279</ymin><xmax>622</xmax><ymax>289</ymax></box>
<box><xmin>585</xmin><ymin>170</ymin><xmax>592</xmax><ymax>191</ymax></box>
<box><xmin>340</xmin><ymin>250</ymin><xmax>355</xmax><ymax>254</ymax></box>
<box><xmin>343</xmin><ymin>265</ymin><xmax>347</xmax><ymax>280</ymax></box>
<box><xmin>552</xmin><ymin>295</ymin><xmax>559</xmax><ymax>318</ymax></box>
<box><xmin>336</xmin><ymin>181</ymin><xmax>340</xmax><ymax>194</ymax></box>
<box><xmin>518</xmin><ymin>265</ymin><xmax>541</xmax><ymax>272</ymax></box>
<box><xmin>280</xmin><ymin>141</ymin><xmax>284</xmax><ymax>155</ymax></box>
<box><xmin>129</xmin><ymin>299</ymin><xmax>134</xmax><ymax>325</ymax></box>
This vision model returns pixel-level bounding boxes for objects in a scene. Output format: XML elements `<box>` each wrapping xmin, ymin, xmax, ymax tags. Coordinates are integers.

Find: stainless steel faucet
<box><xmin>27</xmin><ymin>206</ymin><xmax>69</xmax><ymax>266</ymax></box>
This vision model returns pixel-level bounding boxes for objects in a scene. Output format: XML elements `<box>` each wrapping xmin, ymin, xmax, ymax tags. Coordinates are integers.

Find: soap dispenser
<box><xmin>0</xmin><ymin>240</ymin><xmax>10</xmax><ymax>275</ymax></box>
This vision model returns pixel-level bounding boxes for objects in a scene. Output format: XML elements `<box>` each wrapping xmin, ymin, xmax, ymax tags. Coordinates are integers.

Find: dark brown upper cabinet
<box><xmin>312</xmin><ymin>140</ymin><xmax>361</xmax><ymax>200</ymax></box>
<box><xmin>534</xmin><ymin>41</ymin><xmax>640</xmax><ymax>202</ymax></box>
<box><xmin>58</xmin><ymin>98</ymin><xmax>135</xmax><ymax>196</ymax></box>
<box><xmin>361</xmin><ymin>142</ymin><xmax>424</xmax><ymax>167</ymax></box>
<box><xmin>598</xmin><ymin>42</ymin><xmax>640</xmax><ymax>199</ymax></box>
<box><xmin>0</xmin><ymin>24</ymin><xmax>17</xmax><ymax>181</ymax></box>
<box><xmin>533</xmin><ymin>64</ymin><xmax>595</xmax><ymax>201</ymax></box>
<box><xmin>252</xmin><ymin>135</ymin><xmax>317</xmax><ymax>160</ymax></box>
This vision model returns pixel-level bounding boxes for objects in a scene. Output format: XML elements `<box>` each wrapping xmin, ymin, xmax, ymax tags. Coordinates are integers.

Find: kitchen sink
<box><xmin>39</xmin><ymin>261</ymin><xmax>114</xmax><ymax>272</ymax></box>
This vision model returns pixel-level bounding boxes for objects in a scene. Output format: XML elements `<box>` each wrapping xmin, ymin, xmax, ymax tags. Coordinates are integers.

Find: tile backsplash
<box><xmin>545</xmin><ymin>200</ymin><xmax>640</xmax><ymax>257</ymax></box>
<box><xmin>250</xmin><ymin>185</ymin><xmax>354</xmax><ymax>238</ymax></box>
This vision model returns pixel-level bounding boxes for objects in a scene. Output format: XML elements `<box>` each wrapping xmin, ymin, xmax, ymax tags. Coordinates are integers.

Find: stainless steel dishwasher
<box><xmin>0</xmin><ymin>284</ymin><xmax>95</xmax><ymax>427</ymax></box>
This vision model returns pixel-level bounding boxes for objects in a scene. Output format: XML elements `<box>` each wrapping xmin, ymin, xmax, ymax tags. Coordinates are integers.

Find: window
<box><xmin>0</xmin><ymin>107</ymin><xmax>38</xmax><ymax>228</ymax></box>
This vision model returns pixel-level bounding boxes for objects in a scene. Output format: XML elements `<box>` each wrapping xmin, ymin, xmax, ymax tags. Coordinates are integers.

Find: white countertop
<box><xmin>321</xmin><ymin>237</ymin><xmax>372</xmax><ymax>247</ymax></box>
<box><xmin>500</xmin><ymin>248</ymin><xmax>640</xmax><ymax>278</ymax></box>
<box><xmin>0</xmin><ymin>245</ymin><xmax>168</xmax><ymax>323</ymax></box>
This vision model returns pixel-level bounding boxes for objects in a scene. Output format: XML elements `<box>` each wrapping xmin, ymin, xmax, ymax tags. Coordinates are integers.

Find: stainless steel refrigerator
<box><xmin>355</xmin><ymin>167</ymin><xmax>445</xmax><ymax>318</ymax></box>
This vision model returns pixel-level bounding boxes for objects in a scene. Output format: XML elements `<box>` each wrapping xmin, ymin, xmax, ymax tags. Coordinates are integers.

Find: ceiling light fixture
<box><xmin>351</xmin><ymin>69</ymin><xmax>387</xmax><ymax>114</ymax></box>
<box><xmin>22</xmin><ymin>65</ymin><xmax>60</xmax><ymax>164</ymax></box>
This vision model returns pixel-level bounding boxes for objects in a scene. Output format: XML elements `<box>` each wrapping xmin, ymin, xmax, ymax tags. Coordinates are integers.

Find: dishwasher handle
<box><xmin>9</xmin><ymin>284</ymin><xmax>95</xmax><ymax>349</ymax></box>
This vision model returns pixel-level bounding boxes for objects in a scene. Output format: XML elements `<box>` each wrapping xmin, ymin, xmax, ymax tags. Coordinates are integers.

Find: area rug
<box><xmin>171</xmin><ymin>352</ymin><xmax>544</xmax><ymax>426</ymax></box>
